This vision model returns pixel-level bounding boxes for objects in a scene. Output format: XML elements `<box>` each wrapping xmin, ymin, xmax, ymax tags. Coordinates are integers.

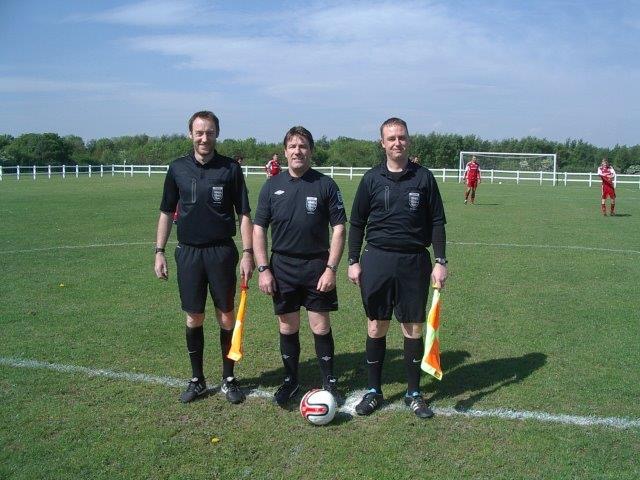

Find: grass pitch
<box><xmin>1</xmin><ymin>174</ymin><xmax>639</xmax><ymax>479</ymax></box>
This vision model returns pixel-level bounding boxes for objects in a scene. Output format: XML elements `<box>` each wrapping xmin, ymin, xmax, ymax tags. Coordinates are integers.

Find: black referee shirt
<box><xmin>254</xmin><ymin>168</ymin><xmax>347</xmax><ymax>257</ymax></box>
<box><xmin>349</xmin><ymin>161</ymin><xmax>446</xmax><ymax>256</ymax></box>
<box><xmin>160</xmin><ymin>151</ymin><xmax>250</xmax><ymax>246</ymax></box>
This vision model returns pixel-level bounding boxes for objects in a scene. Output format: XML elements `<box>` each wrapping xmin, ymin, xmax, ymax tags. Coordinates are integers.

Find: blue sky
<box><xmin>1</xmin><ymin>0</ymin><xmax>638</xmax><ymax>146</ymax></box>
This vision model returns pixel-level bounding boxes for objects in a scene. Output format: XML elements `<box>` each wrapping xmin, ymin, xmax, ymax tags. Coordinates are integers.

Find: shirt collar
<box><xmin>380</xmin><ymin>159</ymin><xmax>415</xmax><ymax>180</ymax></box>
<box><xmin>190</xmin><ymin>150</ymin><xmax>219</xmax><ymax>168</ymax></box>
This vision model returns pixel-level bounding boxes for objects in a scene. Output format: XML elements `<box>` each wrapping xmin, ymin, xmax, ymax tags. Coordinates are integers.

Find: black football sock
<box><xmin>186</xmin><ymin>325</ymin><xmax>204</xmax><ymax>381</ymax></box>
<box><xmin>279</xmin><ymin>331</ymin><xmax>300</xmax><ymax>383</ymax></box>
<box><xmin>313</xmin><ymin>329</ymin><xmax>335</xmax><ymax>381</ymax></box>
<box><xmin>365</xmin><ymin>335</ymin><xmax>386</xmax><ymax>394</ymax></box>
<box><xmin>220</xmin><ymin>328</ymin><xmax>234</xmax><ymax>379</ymax></box>
<box><xmin>404</xmin><ymin>336</ymin><xmax>424</xmax><ymax>395</ymax></box>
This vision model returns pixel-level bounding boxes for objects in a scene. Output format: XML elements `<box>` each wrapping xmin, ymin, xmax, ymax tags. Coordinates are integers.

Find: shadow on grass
<box><xmin>241</xmin><ymin>348</ymin><xmax>545</xmax><ymax>412</ymax></box>
<box><xmin>610</xmin><ymin>213</ymin><xmax>631</xmax><ymax>217</ymax></box>
<box><xmin>241</xmin><ymin>349</ymin><xmax>473</xmax><ymax>399</ymax></box>
<box><xmin>424</xmin><ymin>352</ymin><xmax>547</xmax><ymax>410</ymax></box>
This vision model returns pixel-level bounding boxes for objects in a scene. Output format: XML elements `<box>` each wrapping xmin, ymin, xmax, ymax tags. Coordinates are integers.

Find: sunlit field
<box><xmin>1</xmin><ymin>175</ymin><xmax>639</xmax><ymax>479</ymax></box>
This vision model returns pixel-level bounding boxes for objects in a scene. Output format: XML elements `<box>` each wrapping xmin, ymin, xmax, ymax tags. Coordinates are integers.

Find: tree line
<box><xmin>1</xmin><ymin>132</ymin><xmax>638</xmax><ymax>173</ymax></box>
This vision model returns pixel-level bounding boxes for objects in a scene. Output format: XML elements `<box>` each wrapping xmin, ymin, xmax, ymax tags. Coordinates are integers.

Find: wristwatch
<box><xmin>257</xmin><ymin>265</ymin><xmax>270</xmax><ymax>273</ymax></box>
<box><xmin>326</xmin><ymin>264</ymin><xmax>338</xmax><ymax>273</ymax></box>
<box><xmin>242</xmin><ymin>248</ymin><xmax>254</xmax><ymax>254</ymax></box>
<box><xmin>348</xmin><ymin>257</ymin><xmax>359</xmax><ymax>265</ymax></box>
<box><xmin>155</xmin><ymin>247</ymin><xmax>165</xmax><ymax>254</ymax></box>
<box><xmin>434</xmin><ymin>257</ymin><xmax>448</xmax><ymax>266</ymax></box>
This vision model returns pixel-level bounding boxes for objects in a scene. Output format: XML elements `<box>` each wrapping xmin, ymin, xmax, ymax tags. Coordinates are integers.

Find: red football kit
<box><xmin>598</xmin><ymin>165</ymin><xmax>616</xmax><ymax>199</ymax></box>
<box><xmin>266</xmin><ymin>160</ymin><xmax>281</xmax><ymax>177</ymax></box>
<box><xmin>464</xmin><ymin>161</ymin><xmax>481</xmax><ymax>188</ymax></box>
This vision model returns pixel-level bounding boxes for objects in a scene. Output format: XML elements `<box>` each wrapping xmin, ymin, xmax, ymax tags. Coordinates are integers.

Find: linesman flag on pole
<box><xmin>421</xmin><ymin>287</ymin><xmax>443</xmax><ymax>380</ymax></box>
<box><xmin>227</xmin><ymin>279</ymin><xmax>249</xmax><ymax>362</ymax></box>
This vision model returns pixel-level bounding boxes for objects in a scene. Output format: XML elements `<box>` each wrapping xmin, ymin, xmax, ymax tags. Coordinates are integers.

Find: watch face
<box><xmin>258</xmin><ymin>265</ymin><xmax>269</xmax><ymax>272</ymax></box>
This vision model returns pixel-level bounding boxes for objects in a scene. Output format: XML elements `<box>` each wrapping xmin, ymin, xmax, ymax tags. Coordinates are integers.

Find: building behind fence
<box><xmin>1</xmin><ymin>164</ymin><xmax>639</xmax><ymax>188</ymax></box>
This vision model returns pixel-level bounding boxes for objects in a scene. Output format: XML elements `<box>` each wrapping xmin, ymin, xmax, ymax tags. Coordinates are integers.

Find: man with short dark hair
<box><xmin>348</xmin><ymin>117</ymin><xmax>448</xmax><ymax>419</ymax></box>
<box><xmin>154</xmin><ymin>110</ymin><xmax>254</xmax><ymax>404</ymax></box>
<box><xmin>253</xmin><ymin>126</ymin><xmax>346</xmax><ymax>406</ymax></box>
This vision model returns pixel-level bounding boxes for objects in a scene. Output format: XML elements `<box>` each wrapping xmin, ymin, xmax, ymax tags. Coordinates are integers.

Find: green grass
<box><xmin>1</xmin><ymin>175</ymin><xmax>639</xmax><ymax>479</ymax></box>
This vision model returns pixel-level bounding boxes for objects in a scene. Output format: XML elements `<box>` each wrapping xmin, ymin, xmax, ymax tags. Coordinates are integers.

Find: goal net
<box><xmin>459</xmin><ymin>151</ymin><xmax>558</xmax><ymax>186</ymax></box>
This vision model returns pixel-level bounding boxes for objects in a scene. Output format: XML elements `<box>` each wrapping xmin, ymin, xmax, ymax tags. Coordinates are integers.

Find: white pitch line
<box><xmin>449</xmin><ymin>242</ymin><xmax>640</xmax><ymax>255</ymax></box>
<box><xmin>2</xmin><ymin>240</ymin><xmax>639</xmax><ymax>256</ymax></box>
<box><xmin>2</xmin><ymin>356</ymin><xmax>639</xmax><ymax>430</ymax></box>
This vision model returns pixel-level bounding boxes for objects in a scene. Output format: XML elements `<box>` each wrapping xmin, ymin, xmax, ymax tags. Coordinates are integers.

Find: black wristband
<box><xmin>155</xmin><ymin>247</ymin><xmax>165</xmax><ymax>254</ymax></box>
<box><xmin>242</xmin><ymin>248</ymin><xmax>254</xmax><ymax>254</ymax></box>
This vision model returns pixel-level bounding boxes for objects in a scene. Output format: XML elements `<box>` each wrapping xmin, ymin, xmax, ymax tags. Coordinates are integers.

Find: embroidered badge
<box><xmin>211</xmin><ymin>186</ymin><xmax>224</xmax><ymax>204</ymax></box>
<box><xmin>408</xmin><ymin>192</ymin><xmax>420</xmax><ymax>211</ymax></box>
<box><xmin>306</xmin><ymin>196</ymin><xmax>318</xmax><ymax>214</ymax></box>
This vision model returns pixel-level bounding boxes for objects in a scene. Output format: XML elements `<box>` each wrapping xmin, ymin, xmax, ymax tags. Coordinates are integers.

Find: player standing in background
<box><xmin>154</xmin><ymin>110</ymin><xmax>255</xmax><ymax>404</ymax></box>
<box><xmin>265</xmin><ymin>153</ymin><xmax>282</xmax><ymax>178</ymax></box>
<box><xmin>463</xmin><ymin>155</ymin><xmax>481</xmax><ymax>204</ymax></box>
<box><xmin>597</xmin><ymin>158</ymin><xmax>616</xmax><ymax>216</ymax></box>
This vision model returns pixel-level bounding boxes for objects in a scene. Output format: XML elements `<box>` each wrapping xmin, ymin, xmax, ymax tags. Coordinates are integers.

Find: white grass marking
<box><xmin>2</xmin><ymin>240</ymin><xmax>639</xmax><ymax>256</ymax></box>
<box><xmin>2</xmin><ymin>356</ymin><xmax>639</xmax><ymax>430</ymax></box>
<box><xmin>1</xmin><ymin>241</ymin><xmax>157</xmax><ymax>254</ymax></box>
<box><xmin>450</xmin><ymin>242</ymin><xmax>640</xmax><ymax>255</ymax></box>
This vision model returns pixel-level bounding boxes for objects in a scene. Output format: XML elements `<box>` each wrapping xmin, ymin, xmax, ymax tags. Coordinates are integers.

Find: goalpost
<box><xmin>459</xmin><ymin>151</ymin><xmax>558</xmax><ymax>186</ymax></box>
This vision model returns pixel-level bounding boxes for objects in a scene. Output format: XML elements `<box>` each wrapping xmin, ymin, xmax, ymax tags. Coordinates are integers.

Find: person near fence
<box><xmin>597</xmin><ymin>158</ymin><xmax>616</xmax><ymax>216</ymax></box>
<box><xmin>265</xmin><ymin>153</ymin><xmax>282</xmax><ymax>178</ymax></box>
<box><xmin>463</xmin><ymin>155</ymin><xmax>481</xmax><ymax>204</ymax></box>
<box><xmin>154</xmin><ymin>110</ymin><xmax>255</xmax><ymax>404</ymax></box>
<box><xmin>347</xmin><ymin>117</ymin><xmax>447</xmax><ymax>419</ymax></box>
<box><xmin>253</xmin><ymin>126</ymin><xmax>347</xmax><ymax>406</ymax></box>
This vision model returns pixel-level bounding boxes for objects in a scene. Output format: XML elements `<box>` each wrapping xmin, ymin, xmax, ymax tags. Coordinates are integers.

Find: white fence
<box><xmin>1</xmin><ymin>164</ymin><xmax>639</xmax><ymax>188</ymax></box>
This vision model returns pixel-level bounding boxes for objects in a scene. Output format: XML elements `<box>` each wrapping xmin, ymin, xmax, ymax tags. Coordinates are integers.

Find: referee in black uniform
<box><xmin>348</xmin><ymin>117</ymin><xmax>448</xmax><ymax>419</ymax></box>
<box><xmin>253</xmin><ymin>126</ymin><xmax>346</xmax><ymax>406</ymax></box>
<box><xmin>154</xmin><ymin>111</ymin><xmax>255</xmax><ymax>404</ymax></box>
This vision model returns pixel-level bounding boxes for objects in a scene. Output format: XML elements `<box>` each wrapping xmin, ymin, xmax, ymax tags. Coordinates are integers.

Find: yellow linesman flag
<box><xmin>227</xmin><ymin>281</ymin><xmax>248</xmax><ymax>362</ymax></box>
<box><xmin>421</xmin><ymin>288</ymin><xmax>443</xmax><ymax>380</ymax></box>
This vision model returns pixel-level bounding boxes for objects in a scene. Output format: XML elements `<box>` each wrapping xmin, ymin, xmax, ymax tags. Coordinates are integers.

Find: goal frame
<box><xmin>459</xmin><ymin>151</ymin><xmax>558</xmax><ymax>186</ymax></box>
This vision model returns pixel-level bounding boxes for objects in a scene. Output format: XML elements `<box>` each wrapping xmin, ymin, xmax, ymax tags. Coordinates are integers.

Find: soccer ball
<box><xmin>300</xmin><ymin>389</ymin><xmax>337</xmax><ymax>425</ymax></box>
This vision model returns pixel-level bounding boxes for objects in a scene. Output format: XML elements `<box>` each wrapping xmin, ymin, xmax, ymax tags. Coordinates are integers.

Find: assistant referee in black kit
<box><xmin>154</xmin><ymin>111</ymin><xmax>254</xmax><ymax>405</ymax></box>
<box><xmin>253</xmin><ymin>126</ymin><xmax>346</xmax><ymax>406</ymax></box>
<box><xmin>348</xmin><ymin>117</ymin><xmax>448</xmax><ymax>419</ymax></box>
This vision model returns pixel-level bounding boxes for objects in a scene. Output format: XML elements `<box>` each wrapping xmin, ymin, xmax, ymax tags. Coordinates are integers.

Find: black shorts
<box><xmin>359</xmin><ymin>244</ymin><xmax>431</xmax><ymax>323</ymax></box>
<box><xmin>175</xmin><ymin>242</ymin><xmax>238</xmax><ymax>314</ymax></box>
<box><xmin>271</xmin><ymin>252</ymin><xmax>338</xmax><ymax>315</ymax></box>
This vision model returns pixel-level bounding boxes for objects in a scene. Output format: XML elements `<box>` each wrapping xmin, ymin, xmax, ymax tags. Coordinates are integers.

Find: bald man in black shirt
<box><xmin>154</xmin><ymin>111</ymin><xmax>254</xmax><ymax>405</ymax></box>
<box><xmin>253</xmin><ymin>126</ymin><xmax>346</xmax><ymax>406</ymax></box>
<box><xmin>348</xmin><ymin>117</ymin><xmax>448</xmax><ymax>419</ymax></box>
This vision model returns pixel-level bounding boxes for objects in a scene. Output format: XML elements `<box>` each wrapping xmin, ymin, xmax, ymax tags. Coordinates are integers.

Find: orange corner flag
<box><xmin>421</xmin><ymin>288</ymin><xmax>443</xmax><ymax>380</ymax></box>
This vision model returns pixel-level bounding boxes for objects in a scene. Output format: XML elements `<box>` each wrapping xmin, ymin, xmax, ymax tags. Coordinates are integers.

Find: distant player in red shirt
<box><xmin>463</xmin><ymin>156</ymin><xmax>481</xmax><ymax>204</ymax></box>
<box><xmin>597</xmin><ymin>158</ymin><xmax>616</xmax><ymax>216</ymax></box>
<box><xmin>265</xmin><ymin>153</ymin><xmax>281</xmax><ymax>178</ymax></box>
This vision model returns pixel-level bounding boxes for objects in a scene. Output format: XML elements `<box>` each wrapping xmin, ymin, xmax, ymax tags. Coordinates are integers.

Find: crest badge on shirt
<box><xmin>306</xmin><ymin>196</ymin><xmax>318</xmax><ymax>214</ymax></box>
<box><xmin>408</xmin><ymin>192</ymin><xmax>420</xmax><ymax>211</ymax></box>
<box><xmin>336</xmin><ymin>191</ymin><xmax>345</xmax><ymax>210</ymax></box>
<box><xmin>211</xmin><ymin>186</ymin><xmax>224</xmax><ymax>204</ymax></box>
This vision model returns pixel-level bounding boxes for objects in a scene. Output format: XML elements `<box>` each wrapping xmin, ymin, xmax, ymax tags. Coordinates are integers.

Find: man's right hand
<box><xmin>258</xmin><ymin>269</ymin><xmax>277</xmax><ymax>295</ymax></box>
<box><xmin>348</xmin><ymin>263</ymin><xmax>361</xmax><ymax>286</ymax></box>
<box><xmin>155</xmin><ymin>253</ymin><xmax>168</xmax><ymax>280</ymax></box>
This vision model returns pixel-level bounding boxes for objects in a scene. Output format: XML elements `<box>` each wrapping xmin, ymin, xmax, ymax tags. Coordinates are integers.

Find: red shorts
<box><xmin>602</xmin><ymin>184</ymin><xmax>616</xmax><ymax>199</ymax></box>
<box><xmin>466</xmin><ymin>179</ymin><xmax>478</xmax><ymax>189</ymax></box>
